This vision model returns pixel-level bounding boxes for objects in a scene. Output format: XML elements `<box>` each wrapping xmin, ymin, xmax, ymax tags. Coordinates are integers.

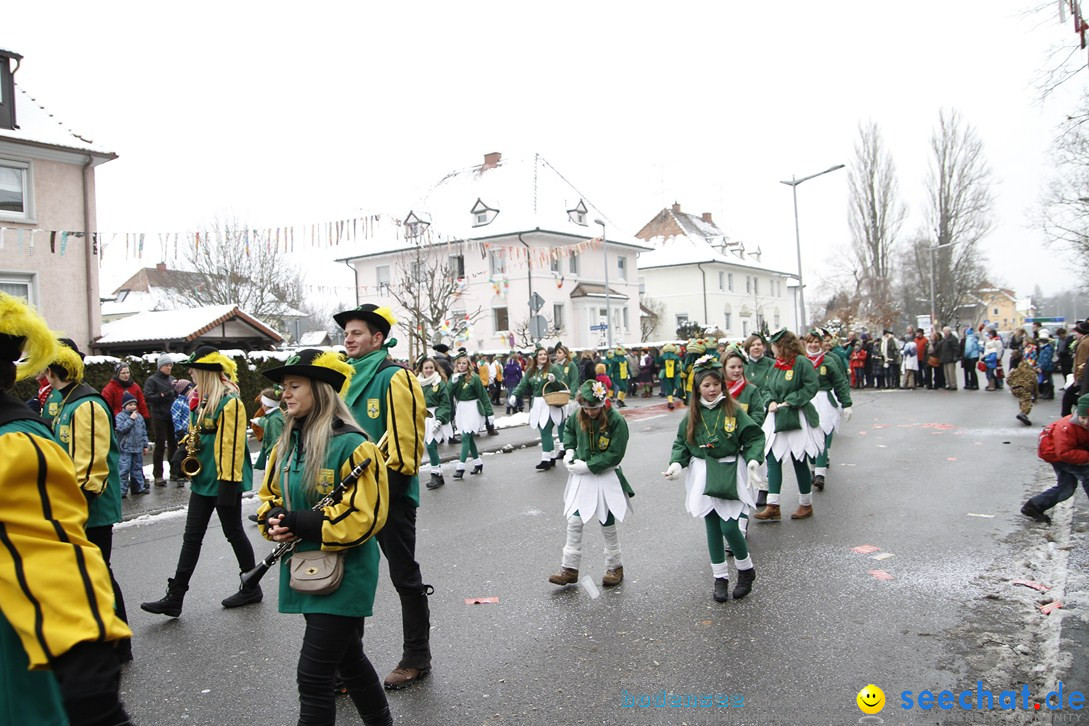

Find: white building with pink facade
<box><xmin>338</xmin><ymin>152</ymin><xmax>650</xmax><ymax>359</ymax></box>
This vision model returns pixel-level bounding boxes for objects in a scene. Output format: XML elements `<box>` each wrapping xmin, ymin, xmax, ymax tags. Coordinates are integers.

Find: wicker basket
<box><xmin>542</xmin><ymin>378</ymin><xmax>571</xmax><ymax>407</ymax></box>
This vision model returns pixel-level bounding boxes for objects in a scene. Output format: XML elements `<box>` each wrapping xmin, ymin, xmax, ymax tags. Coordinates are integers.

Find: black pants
<box><xmin>174</xmin><ymin>487</ymin><xmax>255</xmax><ymax>588</ymax></box>
<box><xmin>375</xmin><ymin>492</ymin><xmax>431</xmax><ymax>669</ymax></box>
<box><xmin>151</xmin><ymin>416</ymin><xmax>178</xmax><ymax>480</ymax></box>
<box><xmin>1062</xmin><ymin>384</ymin><xmax>1080</xmax><ymax>417</ymax></box>
<box><xmin>297</xmin><ymin>614</ymin><xmax>387</xmax><ymax>726</ymax></box>
<box><xmin>963</xmin><ymin>359</ymin><xmax>979</xmax><ymax>389</ymax></box>
<box><xmin>51</xmin><ymin>642</ymin><xmax>131</xmax><ymax>726</ymax></box>
<box><xmin>84</xmin><ymin>525</ymin><xmax>130</xmax><ymax>650</ymax></box>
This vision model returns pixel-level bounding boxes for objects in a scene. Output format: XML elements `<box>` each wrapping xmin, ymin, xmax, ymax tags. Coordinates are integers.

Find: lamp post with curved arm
<box><xmin>780</xmin><ymin>164</ymin><xmax>844</xmax><ymax>329</ymax></box>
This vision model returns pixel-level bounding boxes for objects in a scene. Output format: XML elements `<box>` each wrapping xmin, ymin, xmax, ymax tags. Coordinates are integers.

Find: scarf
<box><xmin>774</xmin><ymin>356</ymin><xmax>794</xmax><ymax>371</ymax></box>
<box><xmin>345</xmin><ymin>347</ymin><xmax>394</xmax><ymax>407</ymax></box>
<box><xmin>727</xmin><ymin>377</ymin><xmax>747</xmax><ymax>399</ymax></box>
<box><xmin>806</xmin><ymin>351</ymin><xmax>825</xmax><ymax>368</ymax></box>
<box><xmin>260</xmin><ymin>395</ymin><xmax>279</xmax><ymax>411</ymax></box>
<box><xmin>417</xmin><ymin>371</ymin><xmax>440</xmax><ymax>387</ymax></box>
<box><xmin>700</xmin><ymin>393</ymin><xmax>726</xmax><ymax>409</ymax></box>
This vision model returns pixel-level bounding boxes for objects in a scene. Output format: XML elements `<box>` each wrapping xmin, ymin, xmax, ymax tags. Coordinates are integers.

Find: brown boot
<box><xmin>383</xmin><ymin>665</ymin><xmax>430</xmax><ymax>691</ymax></box>
<box><xmin>791</xmin><ymin>504</ymin><xmax>813</xmax><ymax>519</ymax></box>
<box><xmin>602</xmin><ymin>566</ymin><xmax>624</xmax><ymax>587</ymax></box>
<box><xmin>548</xmin><ymin>567</ymin><xmax>579</xmax><ymax>586</ymax></box>
<box><xmin>753</xmin><ymin>504</ymin><xmax>780</xmax><ymax>521</ymax></box>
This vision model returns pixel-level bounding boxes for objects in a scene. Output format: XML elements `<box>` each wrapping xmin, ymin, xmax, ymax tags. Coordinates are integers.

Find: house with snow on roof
<box><xmin>636</xmin><ymin>203</ymin><xmax>798</xmax><ymax>341</ymax></box>
<box><xmin>337</xmin><ymin>152</ymin><xmax>651</xmax><ymax>358</ymax></box>
<box><xmin>94</xmin><ymin>304</ymin><xmax>283</xmax><ymax>356</ymax></box>
<box><xmin>0</xmin><ymin>48</ymin><xmax>117</xmax><ymax>350</ymax></box>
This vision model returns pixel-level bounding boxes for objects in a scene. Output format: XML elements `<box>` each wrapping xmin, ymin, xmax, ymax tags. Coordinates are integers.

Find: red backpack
<box><xmin>1038</xmin><ymin>422</ymin><xmax>1060</xmax><ymax>463</ymax></box>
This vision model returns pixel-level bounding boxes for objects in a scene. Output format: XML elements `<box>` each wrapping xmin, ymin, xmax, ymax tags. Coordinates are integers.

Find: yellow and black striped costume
<box><xmin>189</xmin><ymin>393</ymin><xmax>253</xmax><ymax>497</ymax></box>
<box><xmin>50</xmin><ymin>384</ymin><xmax>122</xmax><ymax>528</ymax></box>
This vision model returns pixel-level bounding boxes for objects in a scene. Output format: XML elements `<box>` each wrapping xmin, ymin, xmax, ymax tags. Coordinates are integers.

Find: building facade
<box><xmin>636</xmin><ymin>203</ymin><xmax>797</xmax><ymax>341</ymax></box>
<box><xmin>339</xmin><ymin>153</ymin><xmax>649</xmax><ymax>358</ymax></box>
<box><xmin>0</xmin><ymin>48</ymin><xmax>117</xmax><ymax>350</ymax></box>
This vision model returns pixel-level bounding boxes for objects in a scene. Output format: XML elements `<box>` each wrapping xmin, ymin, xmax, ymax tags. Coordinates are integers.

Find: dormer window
<box><xmin>471</xmin><ymin>198</ymin><xmax>498</xmax><ymax>227</ymax></box>
<box><xmin>403</xmin><ymin>210</ymin><xmax>431</xmax><ymax>239</ymax></box>
<box><xmin>567</xmin><ymin>199</ymin><xmax>588</xmax><ymax>226</ymax></box>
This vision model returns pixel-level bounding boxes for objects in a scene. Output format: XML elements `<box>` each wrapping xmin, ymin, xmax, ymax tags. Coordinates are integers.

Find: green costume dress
<box><xmin>420</xmin><ymin>375</ymin><xmax>452</xmax><ymax>469</ymax></box>
<box><xmin>450</xmin><ymin>372</ymin><xmax>493</xmax><ymax>464</ymax></box>
<box><xmin>761</xmin><ymin>356</ymin><xmax>824</xmax><ymax>500</ymax></box>
<box><xmin>744</xmin><ymin>355</ymin><xmax>775</xmax><ymax>397</ymax></box>
<box><xmin>659</xmin><ymin>350</ymin><xmax>685</xmax><ymax>401</ymax></box>
<box><xmin>512</xmin><ymin>364</ymin><xmax>566</xmax><ymax>458</ymax></box>
<box><xmin>254</xmin><ymin>407</ymin><xmax>284</xmax><ymax>470</ymax></box>
<box><xmin>560</xmin><ymin>408</ymin><xmax>634</xmax><ymax>524</ymax></box>
<box><xmin>808</xmin><ymin>352</ymin><xmax>852</xmax><ymax>470</ymax></box>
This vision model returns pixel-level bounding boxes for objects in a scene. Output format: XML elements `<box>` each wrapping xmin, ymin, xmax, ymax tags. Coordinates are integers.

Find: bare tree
<box><xmin>641</xmin><ymin>297</ymin><xmax>665</xmax><ymax>340</ymax></box>
<box><xmin>511</xmin><ymin>315</ymin><xmax>562</xmax><ymax>348</ymax></box>
<box><xmin>385</xmin><ymin>244</ymin><xmax>483</xmax><ymax>359</ymax></box>
<box><xmin>1040</xmin><ymin>90</ymin><xmax>1089</xmax><ymax>287</ymax></box>
<box><xmin>846</xmin><ymin>121</ymin><xmax>907</xmax><ymax>327</ymax></box>
<box><xmin>177</xmin><ymin>218</ymin><xmax>304</xmax><ymax>327</ymax></box>
<box><xmin>901</xmin><ymin>110</ymin><xmax>994</xmax><ymax>328</ymax></box>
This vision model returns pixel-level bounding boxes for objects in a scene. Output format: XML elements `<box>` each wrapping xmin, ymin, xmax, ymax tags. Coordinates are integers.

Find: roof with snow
<box><xmin>94</xmin><ymin>305</ymin><xmax>283</xmax><ymax>352</ymax></box>
<box><xmin>637</xmin><ymin>234</ymin><xmax>795</xmax><ymax>276</ymax></box>
<box><xmin>0</xmin><ymin>83</ymin><xmax>116</xmax><ymax>159</ymax></box>
<box><xmin>104</xmin><ymin>266</ymin><xmax>306</xmax><ymax>320</ymax></box>
<box><xmin>298</xmin><ymin>330</ymin><xmax>332</xmax><ymax>346</ymax></box>
<box><xmin>337</xmin><ymin>153</ymin><xmax>651</xmax><ymax>261</ymax></box>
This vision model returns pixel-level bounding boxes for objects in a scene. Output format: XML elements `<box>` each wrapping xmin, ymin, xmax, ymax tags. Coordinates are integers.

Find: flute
<box><xmin>240</xmin><ymin>456</ymin><xmax>373</xmax><ymax>589</ymax></box>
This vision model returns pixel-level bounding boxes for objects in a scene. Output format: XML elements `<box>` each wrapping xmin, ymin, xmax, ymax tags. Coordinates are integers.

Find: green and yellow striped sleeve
<box><xmin>214</xmin><ymin>397</ymin><xmax>247</xmax><ymax>482</ymax></box>
<box><xmin>321</xmin><ymin>441</ymin><xmax>389</xmax><ymax>551</ymax></box>
<box><xmin>384</xmin><ymin>369</ymin><xmax>425</xmax><ymax>477</ymax></box>
<box><xmin>0</xmin><ymin>432</ymin><xmax>131</xmax><ymax>669</ymax></box>
<box><xmin>68</xmin><ymin>400</ymin><xmax>113</xmax><ymax>496</ymax></box>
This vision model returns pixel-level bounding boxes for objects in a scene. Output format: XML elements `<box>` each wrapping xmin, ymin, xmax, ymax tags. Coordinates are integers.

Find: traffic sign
<box><xmin>530</xmin><ymin>292</ymin><xmax>545</xmax><ymax>314</ymax></box>
<box><xmin>590</xmin><ymin>324</ymin><xmax>608</xmax><ymax>331</ymax></box>
<box><xmin>528</xmin><ymin>315</ymin><xmax>548</xmax><ymax>339</ymax></box>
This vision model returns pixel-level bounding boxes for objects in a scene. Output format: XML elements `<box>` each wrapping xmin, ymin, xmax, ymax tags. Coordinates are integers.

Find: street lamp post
<box><xmin>593</xmin><ymin>218</ymin><xmax>612</xmax><ymax>349</ymax></box>
<box><xmin>780</xmin><ymin>164</ymin><xmax>845</xmax><ymax>330</ymax></box>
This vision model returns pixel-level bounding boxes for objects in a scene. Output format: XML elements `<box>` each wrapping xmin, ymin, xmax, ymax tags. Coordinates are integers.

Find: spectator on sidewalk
<box><xmin>961</xmin><ymin>327</ymin><xmax>981</xmax><ymax>390</ymax></box>
<box><xmin>915</xmin><ymin>329</ymin><xmax>931</xmax><ymax>389</ymax></box>
<box><xmin>1062</xmin><ymin>321</ymin><xmax>1089</xmax><ymax>416</ymax></box>
<box><xmin>939</xmin><ymin>327</ymin><xmax>960</xmax><ymax>391</ymax></box>
<box><xmin>143</xmin><ymin>354</ymin><xmax>179</xmax><ymax>486</ymax></box>
<box><xmin>1037</xmin><ymin>329</ymin><xmax>1056</xmax><ymax>400</ymax></box>
<box><xmin>169</xmin><ymin>379</ymin><xmax>195</xmax><ymax>489</ymax></box>
<box><xmin>102</xmin><ymin>362</ymin><xmax>151</xmax><ymax>418</ymax></box>
<box><xmin>115</xmin><ymin>392</ymin><xmax>150</xmax><ymax>497</ymax></box>
<box><xmin>504</xmin><ymin>353</ymin><xmax>524</xmax><ymax>414</ymax></box>
<box><xmin>1022</xmin><ymin>393</ymin><xmax>1089</xmax><ymax>524</ymax></box>
<box><xmin>901</xmin><ymin>335</ymin><xmax>918</xmax><ymax>389</ymax></box>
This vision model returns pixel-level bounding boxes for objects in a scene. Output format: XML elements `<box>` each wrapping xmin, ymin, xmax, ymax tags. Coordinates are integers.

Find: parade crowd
<box><xmin>6</xmin><ymin>284</ymin><xmax>1089</xmax><ymax>726</ymax></box>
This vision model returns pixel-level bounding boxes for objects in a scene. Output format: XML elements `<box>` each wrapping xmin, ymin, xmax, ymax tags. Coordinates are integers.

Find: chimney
<box><xmin>156</xmin><ymin>262</ymin><xmax>167</xmax><ymax>271</ymax></box>
<box><xmin>483</xmin><ymin>152</ymin><xmax>501</xmax><ymax>169</ymax></box>
<box><xmin>671</xmin><ymin>202</ymin><xmax>681</xmax><ymax>214</ymax></box>
<box><xmin>0</xmin><ymin>49</ymin><xmax>23</xmax><ymax>131</ymax></box>
<box><xmin>701</xmin><ymin>212</ymin><xmax>713</xmax><ymax>223</ymax></box>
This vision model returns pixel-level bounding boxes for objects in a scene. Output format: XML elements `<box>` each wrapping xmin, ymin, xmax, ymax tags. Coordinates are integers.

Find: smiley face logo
<box><xmin>856</xmin><ymin>684</ymin><xmax>885</xmax><ymax>714</ymax></box>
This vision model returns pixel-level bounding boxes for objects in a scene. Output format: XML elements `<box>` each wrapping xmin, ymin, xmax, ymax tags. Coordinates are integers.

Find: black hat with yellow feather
<box><xmin>262</xmin><ymin>349</ymin><xmax>355</xmax><ymax>396</ymax></box>
<box><xmin>184</xmin><ymin>344</ymin><xmax>239</xmax><ymax>383</ymax></box>
<box><xmin>333</xmin><ymin>304</ymin><xmax>397</xmax><ymax>337</ymax></box>
<box><xmin>50</xmin><ymin>337</ymin><xmax>86</xmax><ymax>383</ymax></box>
<box><xmin>0</xmin><ymin>292</ymin><xmax>58</xmax><ymax>383</ymax></box>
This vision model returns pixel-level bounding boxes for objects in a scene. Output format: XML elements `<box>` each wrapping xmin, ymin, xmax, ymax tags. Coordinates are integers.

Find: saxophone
<box><xmin>180</xmin><ymin>421</ymin><xmax>202</xmax><ymax>477</ymax></box>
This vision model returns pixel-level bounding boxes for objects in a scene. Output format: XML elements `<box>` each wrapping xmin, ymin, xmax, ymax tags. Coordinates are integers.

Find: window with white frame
<box><xmin>489</xmin><ymin>251</ymin><xmax>505</xmax><ymax>275</ymax></box>
<box><xmin>745</xmin><ymin>275</ymin><xmax>751</xmax><ymax>293</ymax></box>
<box><xmin>493</xmin><ymin>306</ymin><xmax>509</xmax><ymax>332</ymax></box>
<box><xmin>773</xmin><ymin>308</ymin><xmax>780</xmax><ymax>327</ymax></box>
<box><xmin>676</xmin><ymin>313</ymin><xmax>689</xmax><ymax>327</ymax></box>
<box><xmin>728</xmin><ymin>272</ymin><xmax>734</xmax><ymax>291</ymax></box>
<box><xmin>753</xmin><ymin>277</ymin><xmax>759</xmax><ymax>295</ymax></box>
<box><xmin>0</xmin><ymin>272</ymin><xmax>35</xmax><ymax>304</ymax></box>
<box><xmin>376</xmin><ymin>265</ymin><xmax>391</xmax><ymax>295</ymax></box>
<box><xmin>638</xmin><ymin>276</ymin><xmax>645</xmax><ymax>294</ymax></box>
<box><xmin>0</xmin><ymin>160</ymin><xmax>30</xmax><ymax>220</ymax></box>
<box><xmin>622</xmin><ymin>306</ymin><xmax>629</xmax><ymax>330</ymax></box>
<box><xmin>724</xmin><ymin>304</ymin><xmax>732</xmax><ymax>332</ymax></box>
<box><xmin>553</xmin><ymin>303</ymin><xmax>565</xmax><ymax>332</ymax></box>
<box><xmin>718</xmin><ymin>271</ymin><xmax>725</xmax><ymax>290</ymax></box>
<box><xmin>550</xmin><ymin>255</ymin><xmax>560</xmax><ymax>274</ymax></box>
<box><xmin>448</xmin><ymin>254</ymin><xmax>465</xmax><ymax>278</ymax></box>
<box><xmin>568</xmin><ymin>254</ymin><xmax>579</xmax><ymax>275</ymax></box>
<box><xmin>617</xmin><ymin>255</ymin><xmax>627</xmax><ymax>280</ymax></box>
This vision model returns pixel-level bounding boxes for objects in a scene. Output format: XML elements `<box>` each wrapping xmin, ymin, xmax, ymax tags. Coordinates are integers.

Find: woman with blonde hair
<box><xmin>141</xmin><ymin>344</ymin><xmax>261</xmax><ymax>616</ymax></box>
<box><xmin>258</xmin><ymin>348</ymin><xmax>391</xmax><ymax>726</ymax></box>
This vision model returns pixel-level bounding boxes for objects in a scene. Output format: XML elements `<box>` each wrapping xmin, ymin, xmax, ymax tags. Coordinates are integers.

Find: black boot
<box><xmin>222</xmin><ymin>573</ymin><xmax>263</xmax><ymax>608</ymax></box>
<box><xmin>426</xmin><ymin>472</ymin><xmax>445</xmax><ymax>489</ymax></box>
<box><xmin>733</xmin><ymin>567</ymin><xmax>756</xmax><ymax>600</ymax></box>
<box><xmin>453</xmin><ymin>468</ymin><xmax>465</xmax><ymax>480</ymax></box>
<box><xmin>535</xmin><ymin>460</ymin><xmax>551</xmax><ymax>471</ymax></box>
<box><xmin>486</xmin><ymin>423</ymin><xmax>500</xmax><ymax>436</ymax></box>
<box><xmin>713</xmin><ymin>578</ymin><xmax>730</xmax><ymax>603</ymax></box>
<box><xmin>471</xmin><ymin>463</ymin><xmax>483</xmax><ymax>475</ymax></box>
<box><xmin>140</xmin><ymin>578</ymin><xmax>188</xmax><ymax>617</ymax></box>
<box><xmin>362</xmin><ymin>705</ymin><xmax>394</xmax><ymax>726</ymax></box>
<box><xmin>755</xmin><ymin>489</ymin><xmax>768</xmax><ymax>508</ymax></box>
<box><xmin>812</xmin><ymin>474</ymin><xmax>825</xmax><ymax>492</ymax></box>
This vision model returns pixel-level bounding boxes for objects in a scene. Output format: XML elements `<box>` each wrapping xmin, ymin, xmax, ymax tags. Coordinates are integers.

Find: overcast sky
<box><xmin>5</xmin><ymin>1</ymin><xmax>1083</xmax><ymax>301</ymax></box>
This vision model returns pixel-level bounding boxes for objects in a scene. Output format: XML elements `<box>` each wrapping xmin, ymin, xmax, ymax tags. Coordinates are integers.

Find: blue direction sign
<box><xmin>590</xmin><ymin>324</ymin><xmax>608</xmax><ymax>331</ymax></box>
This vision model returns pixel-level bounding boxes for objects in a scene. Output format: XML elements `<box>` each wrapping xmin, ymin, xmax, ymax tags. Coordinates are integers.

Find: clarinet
<box><xmin>239</xmin><ymin>457</ymin><xmax>373</xmax><ymax>589</ymax></box>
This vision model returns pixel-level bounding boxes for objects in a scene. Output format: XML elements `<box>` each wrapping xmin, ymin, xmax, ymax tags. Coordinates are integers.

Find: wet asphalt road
<box><xmin>108</xmin><ymin>387</ymin><xmax>1085</xmax><ymax>726</ymax></box>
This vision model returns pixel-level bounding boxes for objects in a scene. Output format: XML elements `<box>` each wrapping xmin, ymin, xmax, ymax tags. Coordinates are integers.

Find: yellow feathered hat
<box><xmin>51</xmin><ymin>337</ymin><xmax>86</xmax><ymax>383</ymax></box>
<box><xmin>262</xmin><ymin>349</ymin><xmax>354</xmax><ymax>396</ymax></box>
<box><xmin>184</xmin><ymin>345</ymin><xmax>238</xmax><ymax>383</ymax></box>
<box><xmin>0</xmin><ymin>293</ymin><xmax>57</xmax><ymax>382</ymax></box>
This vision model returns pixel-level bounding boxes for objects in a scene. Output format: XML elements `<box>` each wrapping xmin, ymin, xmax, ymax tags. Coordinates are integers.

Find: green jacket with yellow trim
<box><xmin>670</xmin><ymin>401</ymin><xmax>765</xmax><ymax>499</ymax></box>
<box><xmin>51</xmin><ymin>383</ymin><xmax>121</xmax><ymax>529</ymax></box>
<box><xmin>0</xmin><ymin>392</ymin><xmax>131</xmax><ymax>680</ymax></box>
<box><xmin>257</xmin><ymin>423</ymin><xmax>388</xmax><ymax>617</ymax></box>
<box><xmin>188</xmin><ymin>392</ymin><xmax>253</xmax><ymax>497</ymax></box>
<box><xmin>811</xmin><ymin>353</ymin><xmax>852</xmax><ymax>409</ymax></box>
<box><xmin>560</xmin><ymin>407</ymin><xmax>634</xmax><ymax>497</ymax></box>
<box><xmin>765</xmin><ymin>356</ymin><xmax>820</xmax><ymax>433</ymax></box>
<box><xmin>345</xmin><ymin>357</ymin><xmax>426</xmax><ymax>508</ymax></box>
<box><xmin>449</xmin><ymin>372</ymin><xmax>494</xmax><ymax>417</ymax></box>
<box><xmin>421</xmin><ymin>378</ymin><xmax>452</xmax><ymax>425</ymax></box>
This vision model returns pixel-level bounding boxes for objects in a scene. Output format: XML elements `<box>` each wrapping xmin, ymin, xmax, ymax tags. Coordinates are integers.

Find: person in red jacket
<box><xmin>1021</xmin><ymin>393</ymin><xmax>1089</xmax><ymax>524</ymax></box>
<box><xmin>101</xmin><ymin>362</ymin><xmax>151</xmax><ymax>418</ymax></box>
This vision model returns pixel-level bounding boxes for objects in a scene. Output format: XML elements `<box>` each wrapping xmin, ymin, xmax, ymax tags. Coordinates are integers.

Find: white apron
<box><xmin>454</xmin><ymin>400</ymin><xmax>486</xmax><ymax>435</ymax></box>
<box><xmin>683</xmin><ymin>456</ymin><xmax>755</xmax><ymax>522</ymax></box>
<box><xmin>563</xmin><ymin>466</ymin><xmax>631</xmax><ymax>524</ymax></box>
<box><xmin>762</xmin><ymin>407</ymin><xmax>826</xmax><ymax>461</ymax></box>
<box><xmin>812</xmin><ymin>391</ymin><xmax>842</xmax><ymax>435</ymax></box>
<box><xmin>424</xmin><ymin>406</ymin><xmax>454</xmax><ymax>445</ymax></box>
<box><xmin>529</xmin><ymin>396</ymin><xmax>565</xmax><ymax>430</ymax></box>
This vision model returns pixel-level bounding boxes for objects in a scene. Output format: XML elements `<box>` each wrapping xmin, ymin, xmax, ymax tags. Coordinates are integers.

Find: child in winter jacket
<box><xmin>594</xmin><ymin>363</ymin><xmax>613</xmax><ymax>410</ymax></box>
<box><xmin>1007</xmin><ymin>357</ymin><xmax>1039</xmax><ymax>427</ymax></box>
<box><xmin>115</xmin><ymin>391</ymin><xmax>150</xmax><ymax>496</ymax></box>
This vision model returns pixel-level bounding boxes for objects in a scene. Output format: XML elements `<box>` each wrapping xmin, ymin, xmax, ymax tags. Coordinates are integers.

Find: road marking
<box><xmin>966</xmin><ymin>512</ymin><xmax>995</xmax><ymax>518</ymax></box>
<box><xmin>852</xmin><ymin>544</ymin><xmax>880</xmax><ymax>554</ymax></box>
<box><xmin>868</xmin><ymin>570</ymin><xmax>894</xmax><ymax>581</ymax></box>
<box><xmin>465</xmin><ymin>597</ymin><xmax>499</xmax><ymax>605</ymax></box>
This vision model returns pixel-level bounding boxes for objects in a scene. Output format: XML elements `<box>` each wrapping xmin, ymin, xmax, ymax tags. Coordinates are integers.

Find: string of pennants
<box><xmin>1058</xmin><ymin>0</ymin><xmax>1089</xmax><ymax>66</ymax></box>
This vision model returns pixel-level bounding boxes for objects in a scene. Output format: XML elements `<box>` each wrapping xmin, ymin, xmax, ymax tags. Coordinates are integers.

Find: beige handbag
<box><xmin>288</xmin><ymin>549</ymin><xmax>344</xmax><ymax>595</ymax></box>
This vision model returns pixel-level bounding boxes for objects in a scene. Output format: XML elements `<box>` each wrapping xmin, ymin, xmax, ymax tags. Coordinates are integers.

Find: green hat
<box><xmin>768</xmin><ymin>327</ymin><xmax>791</xmax><ymax>343</ymax></box>
<box><xmin>332</xmin><ymin>304</ymin><xmax>397</xmax><ymax>336</ymax></box>
<box><xmin>693</xmin><ymin>353</ymin><xmax>722</xmax><ymax>373</ymax></box>
<box><xmin>1077</xmin><ymin>394</ymin><xmax>1089</xmax><ymax>418</ymax></box>
<box><xmin>722</xmin><ymin>343</ymin><xmax>747</xmax><ymax>362</ymax></box>
<box><xmin>687</xmin><ymin>339</ymin><xmax>706</xmax><ymax>355</ymax></box>
<box><xmin>577</xmin><ymin>379</ymin><xmax>609</xmax><ymax>408</ymax></box>
<box><xmin>263</xmin><ymin>349</ymin><xmax>355</xmax><ymax>396</ymax></box>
